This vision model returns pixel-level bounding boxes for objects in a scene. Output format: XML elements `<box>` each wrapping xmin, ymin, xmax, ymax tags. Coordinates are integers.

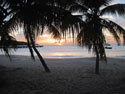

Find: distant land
<box><xmin>0</xmin><ymin>41</ymin><xmax>43</xmax><ymax>48</ymax></box>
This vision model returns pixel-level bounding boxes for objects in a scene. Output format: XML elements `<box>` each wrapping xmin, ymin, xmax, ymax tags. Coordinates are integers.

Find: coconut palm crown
<box><xmin>0</xmin><ymin>0</ymin><xmax>82</xmax><ymax>72</ymax></box>
<box><xmin>71</xmin><ymin>0</ymin><xmax>125</xmax><ymax>74</ymax></box>
<box><xmin>0</xmin><ymin>0</ymin><xmax>18</xmax><ymax>57</ymax></box>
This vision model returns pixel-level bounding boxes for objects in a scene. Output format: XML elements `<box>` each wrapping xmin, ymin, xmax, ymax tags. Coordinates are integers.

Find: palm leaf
<box><xmin>102</xmin><ymin>19</ymin><xmax>125</xmax><ymax>44</ymax></box>
<box><xmin>70</xmin><ymin>3</ymin><xmax>88</xmax><ymax>13</ymax></box>
<box><xmin>101</xmin><ymin>4</ymin><xmax>125</xmax><ymax>16</ymax></box>
<box><xmin>47</xmin><ymin>24</ymin><xmax>61</xmax><ymax>39</ymax></box>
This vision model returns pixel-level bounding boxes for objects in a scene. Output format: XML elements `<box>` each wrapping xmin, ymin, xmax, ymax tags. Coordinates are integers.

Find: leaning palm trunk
<box><xmin>27</xmin><ymin>25</ymin><xmax>50</xmax><ymax>72</ymax></box>
<box><xmin>26</xmin><ymin>36</ymin><xmax>35</xmax><ymax>60</ymax></box>
<box><xmin>30</xmin><ymin>38</ymin><xmax>50</xmax><ymax>72</ymax></box>
<box><xmin>32</xmin><ymin>44</ymin><xmax>50</xmax><ymax>72</ymax></box>
<box><xmin>94</xmin><ymin>45</ymin><xmax>100</xmax><ymax>74</ymax></box>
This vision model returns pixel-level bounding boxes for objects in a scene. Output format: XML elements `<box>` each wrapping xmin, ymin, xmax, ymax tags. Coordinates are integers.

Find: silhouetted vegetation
<box><xmin>0</xmin><ymin>0</ymin><xmax>80</xmax><ymax>72</ymax></box>
<box><xmin>70</xmin><ymin>0</ymin><xmax>125</xmax><ymax>74</ymax></box>
<box><xmin>0</xmin><ymin>0</ymin><xmax>125</xmax><ymax>73</ymax></box>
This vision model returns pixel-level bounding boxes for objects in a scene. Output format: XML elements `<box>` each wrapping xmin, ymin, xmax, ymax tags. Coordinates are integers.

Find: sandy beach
<box><xmin>0</xmin><ymin>55</ymin><xmax>125</xmax><ymax>94</ymax></box>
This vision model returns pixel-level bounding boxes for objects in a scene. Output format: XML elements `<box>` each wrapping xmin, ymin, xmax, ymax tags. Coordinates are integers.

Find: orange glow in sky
<box><xmin>15</xmin><ymin>32</ymin><xmax>123</xmax><ymax>45</ymax></box>
<box><xmin>36</xmin><ymin>34</ymin><xmax>67</xmax><ymax>45</ymax></box>
<box><xmin>15</xmin><ymin>28</ymin><xmax>124</xmax><ymax>45</ymax></box>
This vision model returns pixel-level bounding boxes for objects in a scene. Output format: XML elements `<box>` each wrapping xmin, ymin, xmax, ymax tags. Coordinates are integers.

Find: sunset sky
<box><xmin>14</xmin><ymin>0</ymin><xmax>125</xmax><ymax>45</ymax></box>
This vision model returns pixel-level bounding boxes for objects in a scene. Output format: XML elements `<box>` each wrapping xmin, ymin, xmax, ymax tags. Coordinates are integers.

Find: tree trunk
<box><xmin>26</xmin><ymin>37</ymin><xmax>35</xmax><ymax>60</ymax></box>
<box><xmin>29</xmin><ymin>34</ymin><xmax>50</xmax><ymax>72</ymax></box>
<box><xmin>95</xmin><ymin>45</ymin><xmax>100</xmax><ymax>74</ymax></box>
<box><xmin>26</xmin><ymin>25</ymin><xmax>50</xmax><ymax>72</ymax></box>
<box><xmin>95</xmin><ymin>53</ymin><xmax>99</xmax><ymax>74</ymax></box>
<box><xmin>32</xmin><ymin>45</ymin><xmax>50</xmax><ymax>72</ymax></box>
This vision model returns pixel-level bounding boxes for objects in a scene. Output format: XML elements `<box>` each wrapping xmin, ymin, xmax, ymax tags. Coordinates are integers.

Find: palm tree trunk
<box><xmin>26</xmin><ymin>37</ymin><xmax>35</xmax><ymax>60</ymax></box>
<box><xmin>29</xmin><ymin>34</ymin><xmax>50</xmax><ymax>72</ymax></box>
<box><xmin>26</xmin><ymin>24</ymin><xmax>50</xmax><ymax>72</ymax></box>
<box><xmin>95</xmin><ymin>45</ymin><xmax>100</xmax><ymax>74</ymax></box>
<box><xmin>32</xmin><ymin>45</ymin><xmax>50</xmax><ymax>72</ymax></box>
<box><xmin>95</xmin><ymin>52</ymin><xmax>99</xmax><ymax>74</ymax></box>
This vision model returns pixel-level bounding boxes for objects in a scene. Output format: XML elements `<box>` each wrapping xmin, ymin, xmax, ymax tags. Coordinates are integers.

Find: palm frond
<box><xmin>47</xmin><ymin>24</ymin><xmax>61</xmax><ymax>39</ymax></box>
<box><xmin>0</xmin><ymin>34</ymin><xmax>17</xmax><ymax>56</ymax></box>
<box><xmin>101</xmin><ymin>4</ymin><xmax>125</xmax><ymax>16</ymax></box>
<box><xmin>102</xmin><ymin>19</ymin><xmax>125</xmax><ymax>44</ymax></box>
<box><xmin>70</xmin><ymin>3</ymin><xmax>88</xmax><ymax>13</ymax></box>
<box><xmin>0</xmin><ymin>13</ymin><xmax>19</xmax><ymax>56</ymax></box>
<box><xmin>51</xmin><ymin>0</ymin><xmax>75</xmax><ymax>9</ymax></box>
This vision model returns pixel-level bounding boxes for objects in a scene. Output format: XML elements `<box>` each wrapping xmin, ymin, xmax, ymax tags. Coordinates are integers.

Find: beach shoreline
<box><xmin>0</xmin><ymin>55</ymin><xmax>125</xmax><ymax>94</ymax></box>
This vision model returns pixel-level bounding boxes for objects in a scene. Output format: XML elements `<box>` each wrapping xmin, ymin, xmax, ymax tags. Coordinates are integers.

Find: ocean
<box><xmin>0</xmin><ymin>44</ymin><xmax>125</xmax><ymax>59</ymax></box>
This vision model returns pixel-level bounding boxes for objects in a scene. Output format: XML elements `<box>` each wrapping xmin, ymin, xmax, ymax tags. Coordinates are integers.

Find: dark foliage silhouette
<box><xmin>0</xmin><ymin>0</ymin><xmax>81</xmax><ymax>72</ymax></box>
<box><xmin>71</xmin><ymin>0</ymin><xmax>125</xmax><ymax>74</ymax></box>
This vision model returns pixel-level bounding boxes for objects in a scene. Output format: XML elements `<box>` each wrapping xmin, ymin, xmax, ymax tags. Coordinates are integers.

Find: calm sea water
<box><xmin>0</xmin><ymin>44</ymin><xmax>125</xmax><ymax>58</ymax></box>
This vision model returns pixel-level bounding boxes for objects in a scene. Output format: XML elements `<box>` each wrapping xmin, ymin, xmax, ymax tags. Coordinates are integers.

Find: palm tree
<box><xmin>0</xmin><ymin>0</ymin><xmax>81</xmax><ymax>72</ymax></box>
<box><xmin>71</xmin><ymin>0</ymin><xmax>125</xmax><ymax>74</ymax></box>
<box><xmin>0</xmin><ymin>0</ymin><xmax>17</xmax><ymax>57</ymax></box>
<box><xmin>3</xmin><ymin>0</ymin><xmax>62</xmax><ymax>72</ymax></box>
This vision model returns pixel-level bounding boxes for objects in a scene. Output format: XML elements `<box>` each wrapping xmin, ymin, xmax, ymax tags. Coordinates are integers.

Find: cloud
<box><xmin>101</xmin><ymin>15</ymin><xmax>114</xmax><ymax>19</ymax></box>
<box><xmin>111</xmin><ymin>0</ymin><xmax>120</xmax><ymax>5</ymax></box>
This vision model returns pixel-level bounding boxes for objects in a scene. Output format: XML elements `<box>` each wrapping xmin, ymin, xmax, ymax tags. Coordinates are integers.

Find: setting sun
<box><xmin>56</xmin><ymin>42</ymin><xmax>63</xmax><ymax>46</ymax></box>
<box><xmin>36</xmin><ymin>34</ymin><xmax>66</xmax><ymax>45</ymax></box>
